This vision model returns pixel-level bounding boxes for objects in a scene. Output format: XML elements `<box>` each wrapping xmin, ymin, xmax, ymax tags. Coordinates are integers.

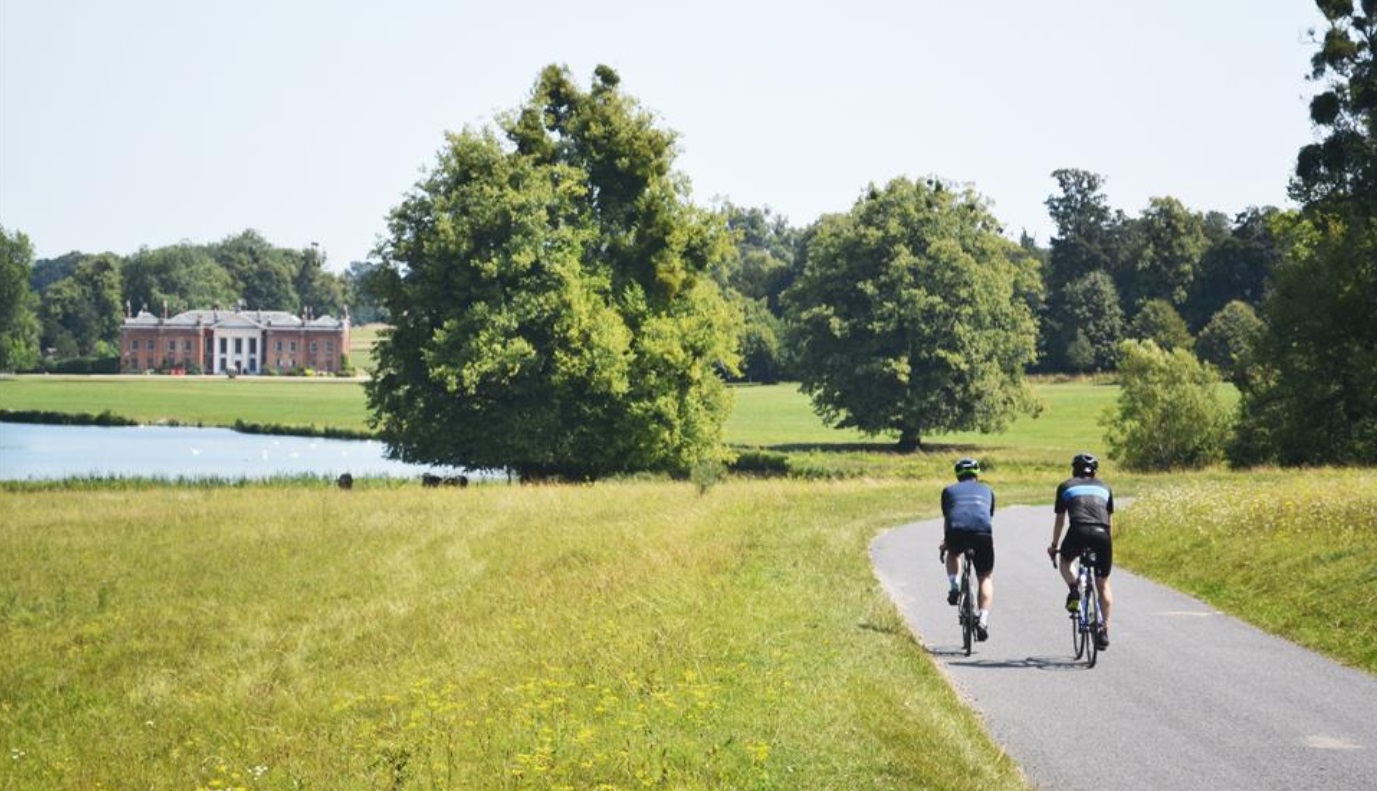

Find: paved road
<box><xmin>871</xmin><ymin>504</ymin><xmax>1377</xmax><ymax>791</ymax></box>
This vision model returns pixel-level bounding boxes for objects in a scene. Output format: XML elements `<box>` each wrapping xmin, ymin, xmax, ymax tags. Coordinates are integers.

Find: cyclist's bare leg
<box><xmin>1058</xmin><ymin>555</ymin><xmax>1077</xmax><ymax>589</ymax></box>
<box><xmin>977</xmin><ymin>572</ymin><xmax>993</xmax><ymax>612</ymax></box>
<box><xmin>1096</xmin><ymin>575</ymin><xmax>1113</xmax><ymax>634</ymax></box>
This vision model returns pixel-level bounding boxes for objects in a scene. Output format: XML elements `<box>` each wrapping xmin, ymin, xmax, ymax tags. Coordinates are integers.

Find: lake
<box><xmin>0</xmin><ymin>422</ymin><xmax>480</xmax><ymax>481</ymax></box>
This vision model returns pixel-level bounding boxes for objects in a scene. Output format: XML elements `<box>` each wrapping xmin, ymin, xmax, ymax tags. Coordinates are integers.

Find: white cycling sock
<box><xmin>978</xmin><ymin>609</ymin><xmax>989</xmax><ymax>626</ymax></box>
<box><xmin>948</xmin><ymin>574</ymin><xmax>959</xmax><ymax>589</ymax></box>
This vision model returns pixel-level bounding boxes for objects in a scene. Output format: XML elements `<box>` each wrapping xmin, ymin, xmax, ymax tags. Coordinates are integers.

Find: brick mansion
<box><xmin>120</xmin><ymin>307</ymin><xmax>351</xmax><ymax>375</ymax></box>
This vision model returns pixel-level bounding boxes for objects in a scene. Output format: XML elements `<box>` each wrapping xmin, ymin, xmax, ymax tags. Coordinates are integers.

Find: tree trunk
<box><xmin>897</xmin><ymin>430</ymin><xmax>921</xmax><ymax>453</ymax></box>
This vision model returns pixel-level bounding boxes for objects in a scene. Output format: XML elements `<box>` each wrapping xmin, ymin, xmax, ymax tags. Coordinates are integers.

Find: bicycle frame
<box><xmin>941</xmin><ymin>545</ymin><xmax>979</xmax><ymax>656</ymax></box>
<box><xmin>1073</xmin><ymin>548</ymin><xmax>1103</xmax><ymax>667</ymax></box>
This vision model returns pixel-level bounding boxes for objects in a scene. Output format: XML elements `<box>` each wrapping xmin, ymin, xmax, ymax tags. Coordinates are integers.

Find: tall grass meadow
<box><xmin>1</xmin><ymin>479</ymin><xmax>1027</xmax><ymax>789</ymax></box>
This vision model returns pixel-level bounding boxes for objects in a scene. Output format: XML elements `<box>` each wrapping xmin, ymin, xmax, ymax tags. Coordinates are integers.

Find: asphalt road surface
<box><xmin>871</xmin><ymin>504</ymin><xmax>1377</xmax><ymax>791</ymax></box>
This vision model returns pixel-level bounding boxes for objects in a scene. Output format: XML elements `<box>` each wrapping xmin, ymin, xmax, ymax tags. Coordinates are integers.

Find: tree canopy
<box><xmin>1236</xmin><ymin>0</ymin><xmax>1377</xmax><ymax>465</ymax></box>
<box><xmin>0</xmin><ymin>225</ymin><xmax>41</xmax><ymax>371</ymax></box>
<box><xmin>783</xmin><ymin>178</ymin><xmax>1040</xmax><ymax>451</ymax></box>
<box><xmin>365</xmin><ymin>65</ymin><xmax>741</xmax><ymax>480</ymax></box>
<box><xmin>1102</xmin><ymin>340</ymin><xmax>1231</xmax><ymax>471</ymax></box>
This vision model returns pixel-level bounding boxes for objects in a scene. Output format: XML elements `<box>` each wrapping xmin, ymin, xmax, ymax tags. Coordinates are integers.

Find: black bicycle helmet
<box><xmin>1072</xmin><ymin>452</ymin><xmax>1099</xmax><ymax>477</ymax></box>
<box><xmin>954</xmin><ymin>457</ymin><xmax>981</xmax><ymax>479</ymax></box>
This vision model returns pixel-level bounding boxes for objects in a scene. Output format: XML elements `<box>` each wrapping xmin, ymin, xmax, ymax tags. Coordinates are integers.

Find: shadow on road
<box><xmin>936</xmin><ymin>653</ymin><xmax>1088</xmax><ymax>671</ymax></box>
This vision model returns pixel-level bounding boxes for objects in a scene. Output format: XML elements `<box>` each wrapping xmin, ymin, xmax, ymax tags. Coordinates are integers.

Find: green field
<box><xmin>0</xmin><ymin>376</ymin><xmax>1133</xmax><ymax>463</ymax></box>
<box><xmin>0</xmin><ymin>375</ymin><xmax>375</xmax><ymax>432</ymax></box>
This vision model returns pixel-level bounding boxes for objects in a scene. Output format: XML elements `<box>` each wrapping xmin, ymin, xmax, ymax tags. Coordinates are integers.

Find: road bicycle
<box><xmin>942</xmin><ymin>545</ymin><xmax>979</xmax><ymax>656</ymax></box>
<box><xmin>1068</xmin><ymin>547</ymin><xmax>1105</xmax><ymax>668</ymax></box>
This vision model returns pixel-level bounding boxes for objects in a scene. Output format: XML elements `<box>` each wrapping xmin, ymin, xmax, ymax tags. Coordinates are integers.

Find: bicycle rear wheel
<box><xmin>1072</xmin><ymin>607</ymin><xmax>1085</xmax><ymax>660</ymax></box>
<box><xmin>1084</xmin><ymin>581</ymin><xmax>1100</xmax><ymax>668</ymax></box>
<box><xmin>960</xmin><ymin>561</ymin><xmax>975</xmax><ymax>656</ymax></box>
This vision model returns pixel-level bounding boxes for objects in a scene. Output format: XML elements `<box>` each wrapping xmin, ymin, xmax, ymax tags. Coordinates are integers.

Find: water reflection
<box><xmin>0</xmin><ymin>422</ymin><xmax>478</xmax><ymax>481</ymax></box>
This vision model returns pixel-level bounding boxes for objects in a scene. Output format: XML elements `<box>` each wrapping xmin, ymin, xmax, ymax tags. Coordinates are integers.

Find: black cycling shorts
<box><xmin>1059</xmin><ymin>526</ymin><xmax>1112</xmax><ymax>577</ymax></box>
<box><xmin>944</xmin><ymin>530</ymin><xmax>994</xmax><ymax>576</ymax></box>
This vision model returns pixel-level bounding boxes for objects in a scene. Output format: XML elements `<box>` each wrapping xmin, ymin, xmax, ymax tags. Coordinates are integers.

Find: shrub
<box><xmin>729</xmin><ymin>450</ymin><xmax>791</xmax><ymax>477</ymax></box>
<box><xmin>1101</xmin><ymin>340</ymin><xmax>1232</xmax><ymax>470</ymax></box>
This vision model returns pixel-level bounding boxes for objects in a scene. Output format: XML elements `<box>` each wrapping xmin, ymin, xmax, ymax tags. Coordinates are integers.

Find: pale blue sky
<box><xmin>1</xmin><ymin>1</ymin><xmax>1326</xmax><ymax>270</ymax></box>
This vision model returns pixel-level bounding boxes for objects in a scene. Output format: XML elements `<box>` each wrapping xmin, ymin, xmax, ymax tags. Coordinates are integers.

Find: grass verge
<box><xmin>1115</xmin><ymin>469</ymin><xmax>1377</xmax><ymax>672</ymax></box>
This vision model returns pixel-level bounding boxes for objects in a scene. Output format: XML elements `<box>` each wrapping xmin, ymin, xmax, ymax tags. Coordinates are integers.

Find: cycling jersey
<box><xmin>1054</xmin><ymin>476</ymin><xmax>1113</xmax><ymax>531</ymax></box>
<box><xmin>942</xmin><ymin>478</ymin><xmax>995</xmax><ymax>534</ymax></box>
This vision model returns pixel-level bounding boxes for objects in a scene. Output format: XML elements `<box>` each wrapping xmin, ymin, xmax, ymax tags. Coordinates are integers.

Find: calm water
<box><xmin>0</xmin><ymin>422</ymin><xmax>478</xmax><ymax>481</ymax></box>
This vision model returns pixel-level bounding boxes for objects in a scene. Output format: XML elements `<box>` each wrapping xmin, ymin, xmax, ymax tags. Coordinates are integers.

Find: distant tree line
<box><xmin>0</xmin><ymin>228</ymin><xmax>388</xmax><ymax>370</ymax></box>
<box><xmin>713</xmin><ymin>176</ymin><xmax>1281</xmax><ymax>389</ymax></box>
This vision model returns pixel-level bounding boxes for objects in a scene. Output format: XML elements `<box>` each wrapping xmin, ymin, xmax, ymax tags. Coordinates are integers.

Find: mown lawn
<box><xmin>0</xmin><ymin>375</ymin><xmax>374</xmax><ymax>432</ymax></box>
<box><xmin>2</xmin><ymin>376</ymin><xmax>1138</xmax><ymax>469</ymax></box>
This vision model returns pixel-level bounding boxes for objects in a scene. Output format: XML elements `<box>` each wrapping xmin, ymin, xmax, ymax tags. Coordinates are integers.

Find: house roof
<box><xmin>122</xmin><ymin>309</ymin><xmax>347</xmax><ymax>331</ymax></box>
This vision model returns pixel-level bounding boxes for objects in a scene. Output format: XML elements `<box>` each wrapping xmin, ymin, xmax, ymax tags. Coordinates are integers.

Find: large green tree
<box><xmin>210</xmin><ymin>230</ymin><xmax>297</xmax><ymax>310</ymax></box>
<box><xmin>1236</xmin><ymin>0</ymin><xmax>1377</xmax><ymax>465</ymax></box>
<box><xmin>122</xmin><ymin>242</ymin><xmax>237</xmax><ymax>316</ymax></box>
<box><xmin>1040</xmin><ymin>169</ymin><xmax>1137</xmax><ymax>370</ymax></box>
<box><xmin>38</xmin><ymin>253</ymin><xmax>123</xmax><ymax>358</ymax></box>
<box><xmin>0</xmin><ymin>225</ymin><xmax>41</xmax><ymax>371</ymax></box>
<box><xmin>718</xmin><ymin>203</ymin><xmax>800</xmax><ymax>382</ymax></box>
<box><xmin>366</xmin><ymin>65</ymin><xmax>741</xmax><ymax>480</ymax></box>
<box><xmin>1127</xmin><ymin>196</ymin><xmax>1208</xmax><ymax>308</ymax></box>
<box><xmin>1128</xmin><ymin>299</ymin><xmax>1193</xmax><ymax>352</ymax></box>
<box><xmin>1183</xmin><ymin>207</ymin><xmax>1281</xmax><ymax>328</ymax></box>
<box><xmin>1059</xmin><ymin>270</ymin><xmax>1125</xmax><ymax>372</ymax></box>
<box><xmin>783</xmin><ymin>178</ymin><xmax>1039</xmax><ymax>451</ymax></box>
<box><xmin>1196</xmin><ymin>300</ymin><xmax>1263</xmax><ymax>385</ymax></box>
<box><xmin>291</xmin><ymin>244</ymin><xmax>346</xmax><ymax>317</ymax></box>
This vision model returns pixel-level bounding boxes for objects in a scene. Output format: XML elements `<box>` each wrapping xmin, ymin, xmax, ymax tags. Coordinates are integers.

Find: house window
<box><xmin>168</xmin><ymin>340</ymin><xmax>176</xmax><ymax>352</ymax></box>
<box><xmin>219</xmin><ymin>338</ymin><xmax>227</xmax><ymax>353</ymax></box>
<box><xmin>234</xmin><ymin>338</ymin><xmax>243</xmax><ymax>354</ymax></box>
<box><xmin>183</xmin><ymin>340</ymin><xmax>192</xmax><ymax>352</ymax></box>
<box><xmin>326</xmin><ymin>342</ymin><xmax>334</xmax><ymax>353</ymax></box>
<box><xmin>130</xmin><ymin>339</ymin><xmax>139</xmax><ymax>351</ymax></box>
<box><xmin>275</xmin><ymin>340</ymin><xmax>282</xmax><ymax>352</ymax></box>
<box><xmin>249</xmin><ymin>338</ymin><xmax>258</xmax><ymax>355</ymax></box>
<box><xmin>310</xmin><ymin>341</ymin><xmax>318</xmax><ymax>353</ymax></box>
<box><xmin>289</xmin><ymin>341</ymin><xmax>297</xmax><ymax>352</ymax></box>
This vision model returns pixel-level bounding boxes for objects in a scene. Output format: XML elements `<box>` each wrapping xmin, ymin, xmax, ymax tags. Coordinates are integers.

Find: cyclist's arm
<box><xmin>1049</xmin><ymin>511</ymin><xmax>1067</xmax><ymax>553</ymax></box>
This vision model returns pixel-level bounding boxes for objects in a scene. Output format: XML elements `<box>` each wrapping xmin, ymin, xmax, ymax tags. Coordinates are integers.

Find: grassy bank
<box><xmin>0</xmin><ymin>479</ymin><xmax>1028</xmax><ymax>790</ymax></box>
<box><xmin>1116</xmin><ymin>470</ymin><xmax>1377</xmax><ymax>673</ymax></box>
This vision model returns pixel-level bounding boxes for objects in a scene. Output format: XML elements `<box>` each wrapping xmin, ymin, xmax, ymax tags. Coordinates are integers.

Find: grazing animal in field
<box><xmin>421</xmin><ymin>473</ymin><xmax>442</xmax><ymax>487</ymax></box>
<box><xmin>337</xmin><ymin>473</ymin><xmax>353</xmax><ymax>490</ymax></box>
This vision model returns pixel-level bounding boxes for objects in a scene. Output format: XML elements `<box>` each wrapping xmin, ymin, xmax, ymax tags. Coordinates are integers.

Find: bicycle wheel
<box><xmin>960</xmin><ymin>560</ymin><xmax>975</xmax><ymax>656</ymax></box>
<box><xmin>1072</xmin><ymin>604</ymin><xmax>1085</xmax><ymax>660</ymax></box>
<box><xmin>1084</xmin><ymin>580</ymin><xmax>1099</xmax><ymax>668</ymax></box>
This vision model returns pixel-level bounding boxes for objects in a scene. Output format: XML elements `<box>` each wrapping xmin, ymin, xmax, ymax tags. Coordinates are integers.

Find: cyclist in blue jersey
<box><xmin>1048</xmin><ymin>452</ymin><xmax>1114</xmax><ymax>650</ymax></box>
<box><xmin>941</xmin><ymin>457</ymin><xmax>996</xmax><ymax>641</ymax></box>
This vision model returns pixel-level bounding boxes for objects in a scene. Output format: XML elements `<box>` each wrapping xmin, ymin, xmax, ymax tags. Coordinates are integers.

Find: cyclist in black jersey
<box><xmin>941</xmin><ymin>457</ymin><xmax>996</xmax><ymax>641</ymax></box>
<box><xmin>1048</xmin><ymin>452</ymin><xmax>1114</xmax><ymax>650</ymax></box>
